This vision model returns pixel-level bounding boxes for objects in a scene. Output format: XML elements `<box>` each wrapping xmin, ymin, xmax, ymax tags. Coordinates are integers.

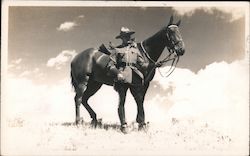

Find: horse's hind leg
<box><xmin>75</xmin><ymin>92</ymin><xmax>83</xmax><ymax>125</ymax></box>
<box><xmin>74</xmin><ymin>76</ymin><xmax>89</xmax><ymax>125</ymax></box>
<box><xmin>82</xmin><ymin>80</ymin><xmax>102</xmax><ymax>126</ymax></box>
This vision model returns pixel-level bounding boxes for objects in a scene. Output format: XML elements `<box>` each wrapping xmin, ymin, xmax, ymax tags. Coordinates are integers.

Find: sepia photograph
<box><xmin>1</xmin><ymin>1</ymin><xmax>249</xmax><ymax>155</ymax></box>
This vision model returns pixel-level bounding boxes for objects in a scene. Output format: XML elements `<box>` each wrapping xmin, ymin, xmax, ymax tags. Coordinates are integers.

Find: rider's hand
<box><xmin>117</xmin><ymin>73</ymin><xmax>125</xmax><ymax>81</ymax></box>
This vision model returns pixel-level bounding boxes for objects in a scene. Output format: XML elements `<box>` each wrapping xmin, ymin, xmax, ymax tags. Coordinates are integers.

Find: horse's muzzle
<box><xmin>176</xmin><ymin>48</ymin><xmax>185</xmax><ymax>56</ymax></box>
<box><xmin>174</xmin><ymin>41</ymin><xmax>185</xmax><ymax>56</ymax></box>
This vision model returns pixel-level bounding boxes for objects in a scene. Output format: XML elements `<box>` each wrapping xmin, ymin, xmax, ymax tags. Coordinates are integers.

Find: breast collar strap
<box><xmin>140</xmin><ymin>41</ymin><xmax>156</xmax><ymax>63</ymax></box>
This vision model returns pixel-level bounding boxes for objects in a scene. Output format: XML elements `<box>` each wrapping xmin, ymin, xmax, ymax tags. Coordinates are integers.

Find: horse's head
<box><xmin>164</xmin><ymin>16</ymin><xmax>185</xmax><ymax>56</ymax></box>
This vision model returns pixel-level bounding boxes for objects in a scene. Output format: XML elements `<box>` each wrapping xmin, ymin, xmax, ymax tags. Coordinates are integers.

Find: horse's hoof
<box><xmin>91</xmin><ymin>118</ymin><xmax>102</xmax><ymax>128</ymax></box>
<box><xmin>75</xmin><ymin>118</ymin><xmax>84</xmax><ymax>125</ymax></box>
<box><xmin>138</xmin><ymin>122</ymin><xmax>149</xmax><ymax>132</ymax></box>
<box><xmin>120</xmin><ymin>124</ymin><xmax>129</xmax><ymax>134</ymax></box>
<box><xmin>75</xmin><ymin>121</ymin><xmax>79</xmax><ymax>125</ymax></box>
<box><xmin>91</xmin><ymin>119</ymin><xmax>98</xmax><ymax>128</ymax></box>
<box><xmin>96</xmin><ymin>118</ymin><xmax>102</xmax><ymax>128</ymax></box>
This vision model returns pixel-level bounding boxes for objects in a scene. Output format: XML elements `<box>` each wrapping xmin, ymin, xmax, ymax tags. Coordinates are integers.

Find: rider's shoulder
<box><xmin>113</xmin><ymin>45</ymin><xmax>127</xmax><ymax>53</ymax></box>
<box><xmin>116</xmin><ymin>45</ymin><xmax>126</xmax><ymax>49</ymax></box>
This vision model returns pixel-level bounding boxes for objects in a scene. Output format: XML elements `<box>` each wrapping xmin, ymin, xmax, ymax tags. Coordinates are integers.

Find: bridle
<box><xmin>166</xmin><ymin>25</ymin><xmax>183</xmax><ymax>52</ymax></box>
<box><xmin>141</xmin><ymin>25</ymin><xmax>181</xmax><ymax>81</ymax></box>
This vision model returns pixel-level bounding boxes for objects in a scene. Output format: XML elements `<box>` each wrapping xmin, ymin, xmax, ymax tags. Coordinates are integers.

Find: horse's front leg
<box><xmin>115</xmin><ymin>83</ymin><xmax>129</xmax><ymax>133</ymax></box>
<box><xmin>135</xmin><ymin>96</ymin><xmax>146</xmax><ymax>129</ymax></box>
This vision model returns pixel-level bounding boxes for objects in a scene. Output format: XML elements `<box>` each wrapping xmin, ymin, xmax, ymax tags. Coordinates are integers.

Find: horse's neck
<box><xmin>143</xmin><ymin>29</ymin><xmax>166</xmax><ymax>62</ymax></box>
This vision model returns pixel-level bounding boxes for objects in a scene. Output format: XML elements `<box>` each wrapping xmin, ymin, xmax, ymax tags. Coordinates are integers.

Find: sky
<box><xmin>2</xmin><ymin>2</ymin><xmax>249</xmax><ymax>125</ymax></box>
<box><xmin>6</xmin><ymin>4</ymin><xmax>247</xmax><ymax>85</ymax></box>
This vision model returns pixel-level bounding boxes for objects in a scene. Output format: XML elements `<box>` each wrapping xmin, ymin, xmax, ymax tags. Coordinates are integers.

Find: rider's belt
<box><xmin>119</xmin><ymin>62</ymin><xmax>137</xmax><ymax>67</ymax></box>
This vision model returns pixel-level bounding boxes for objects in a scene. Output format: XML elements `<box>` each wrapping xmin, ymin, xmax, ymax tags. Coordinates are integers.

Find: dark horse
<box><xmin>70</xmin><ymin>16</ymin><xmax>185</xmax><ymax>130</ymax></box>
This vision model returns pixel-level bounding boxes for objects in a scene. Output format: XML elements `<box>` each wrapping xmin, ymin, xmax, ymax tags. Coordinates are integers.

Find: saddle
<box><xmin>99</xmin><ymin>44</ymin><xmax>113</xmax><ymax>55</ymax></box>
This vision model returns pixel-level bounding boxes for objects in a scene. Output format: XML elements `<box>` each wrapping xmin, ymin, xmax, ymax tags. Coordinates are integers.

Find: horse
<box><xmin>70</xmin><ymin>16</ymin><xmax>185</xmax><ymax>131</ymax></box>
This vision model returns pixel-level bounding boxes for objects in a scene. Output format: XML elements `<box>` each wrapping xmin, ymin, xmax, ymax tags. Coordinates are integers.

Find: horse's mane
<box><xmin>143</xmin><ymin>27</ymin><xmax>166</xmax><ymax>46</ymax></box>
<box><xmin>141</xmin><ymin>27</ymin><xmax>167</xmax><ymax>61</ymax></box>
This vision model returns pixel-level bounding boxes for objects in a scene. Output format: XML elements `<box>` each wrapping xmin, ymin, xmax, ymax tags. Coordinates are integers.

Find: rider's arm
<box><xmin>137</xmin><ymin>54</ymin><xmax>153</xmax><ymax>69</ymax></box>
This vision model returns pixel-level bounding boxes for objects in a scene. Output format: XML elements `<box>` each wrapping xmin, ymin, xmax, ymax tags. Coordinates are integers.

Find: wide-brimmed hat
<box><xmin>115</xmin><ymin>27</ymin><xmax>135</xmax><ymax>39</ymax></box>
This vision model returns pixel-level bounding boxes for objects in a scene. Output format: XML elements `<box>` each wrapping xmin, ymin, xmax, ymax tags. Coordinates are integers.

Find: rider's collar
<box><xmin>119</xmin><ymin>41</ymin><xmax>137</xmax><ymax>48</ymax></box>
<box><xmin>128</xmin><ymin>42</ymin><xmax>137</xmax><ymax>48</ymax></box>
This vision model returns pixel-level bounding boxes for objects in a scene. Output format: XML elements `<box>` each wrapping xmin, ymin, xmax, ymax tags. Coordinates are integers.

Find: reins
<box><xmin>158</xmin><ymin>54</ymin><xmax>179</xmax><ymax>78</ymax></box>
<box><xmin>140</xmin><ymin>41</ymin><xmax>156</xmax><ymax>63</ymax></box>
<box><xmin>140</xmin><ymin>41</ymin><xmax>179</xmax><ymax>82</ymax></box>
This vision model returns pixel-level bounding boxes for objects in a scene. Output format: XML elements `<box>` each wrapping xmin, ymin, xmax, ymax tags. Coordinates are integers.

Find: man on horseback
<box><xmin>108</xmin><ymin>27</ymin><xmax>148</xmax><ymax>85</ymax></box>
<box><xmin>71</xmin><ymin>16</ymin><xmax>185</xmax><ymax>133</ymax></box>
<box><xmin>107</xmin><ymin>27</ymin><xmax>150</xmax><ymax>133</ymax></box>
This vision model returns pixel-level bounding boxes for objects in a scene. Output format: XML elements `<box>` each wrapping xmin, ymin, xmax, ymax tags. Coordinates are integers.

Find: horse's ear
<box><xmin>176</xmin><ymin>20</ymin><xmax>181</xmax><ymax>26</ymax></box>
<box><xmin>168</xmin><ymin>15</ymin><xmax>174</xmax><ymax>26</ymax></box>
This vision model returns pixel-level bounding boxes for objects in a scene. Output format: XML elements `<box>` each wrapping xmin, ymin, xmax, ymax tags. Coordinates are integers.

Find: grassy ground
<box><xmin>2</xmin><ymin>117</ymin><xmax>244</xmax><ymax>156</ymax></box>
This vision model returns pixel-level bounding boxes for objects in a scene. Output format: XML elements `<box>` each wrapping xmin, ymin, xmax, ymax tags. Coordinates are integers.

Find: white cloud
<box><xmin>217</xmin><ymin>7</ymin><xmax>246</xmax><ymax>21</ymax></box>
<box><xmin>57</xmin><ymin>21</ymin><xmax>77</xmax><ymax>32</ymax></box>
<box><xmin>57</xmin><ymin>14</ymin><xmax>85</xmax><ymax>32</ymax></box>
<box><xmin>8</xmin><ymin>58</ymin><xmax>23</xmax><ymax>69</ymax></box>
<box><xmin>153</xmin><ymin>59</ymin><xmax>248</xmax><ymax>116</ymax></box>
<box><xmin>14</xmin><ymin>58</ymin><xmax>22</xmax><ymax>64</ymax></box>
<box><xmin>3</xmin><ymin>73</ymin><xmax>135</xmax><ymax>123</ymax></box>
<box><xmin>4</xmin><ymin>57</ymin><xmax>248</xmax><ymax>121</ymax></box>
<box><xmin>173</xmin><ymin>6</ymin><xmax>245</xmax><ymax>22</ymax></box>
<box><xmin>33</xmin><ymin>68</ymin><xmax>40</xmax><ymax>73</ymax></box>
<box><xmin>78</xmin><ymin>15</ymin><xmax>85</xmax><ymax>18</ymax></box>
<box><xmin>140</xmin><ymin>7</ymin><xmax>147</xmax><ymax>11</ymax></box>
<box><xmin>18</xmin><ymin>68</ymin><xmax>43</xmax><ymax>78</ymax></box>
<box><xmin>173</xmin><ymin>7</ymin><xmax>198</xmax><ymax>17</ymax></box>
<box><xmin>47</xmin><ymin>50</ymin><xmax>77</xmax><ymax>69</ymax></box>
<box><xmin>3</xmin><ymin>75</ymin><xmax>74</xmax><ymax>122</ymax></box>
<box><xmin>3</xmin><ymin>58</ymin><xmax>249</xmax><ymax>140</ymax></box>
<box><xmin>8</xmin><ymin>59</ymin><xmax>43</xmax><ymax>79</ymax></box>
<box><xmin>8</xmin><ymin>64</ymin><xmax>15</xmax><ymax>69</ymax></box>
<box><xmin>19</xmin><ymin>70</ymin><xmax>31</xmax><ymax>77</ymax></box>
<box><xmin>148</xmin><ymin>59</ymin><xmax>249</xmax><ymax>137</ymax></box>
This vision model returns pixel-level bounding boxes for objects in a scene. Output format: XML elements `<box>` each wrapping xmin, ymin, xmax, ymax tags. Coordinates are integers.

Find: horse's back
<box><xmin>71</xmin><ymin>48</ymin><xmax>114</xmax><ymax>86</ymax></box>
